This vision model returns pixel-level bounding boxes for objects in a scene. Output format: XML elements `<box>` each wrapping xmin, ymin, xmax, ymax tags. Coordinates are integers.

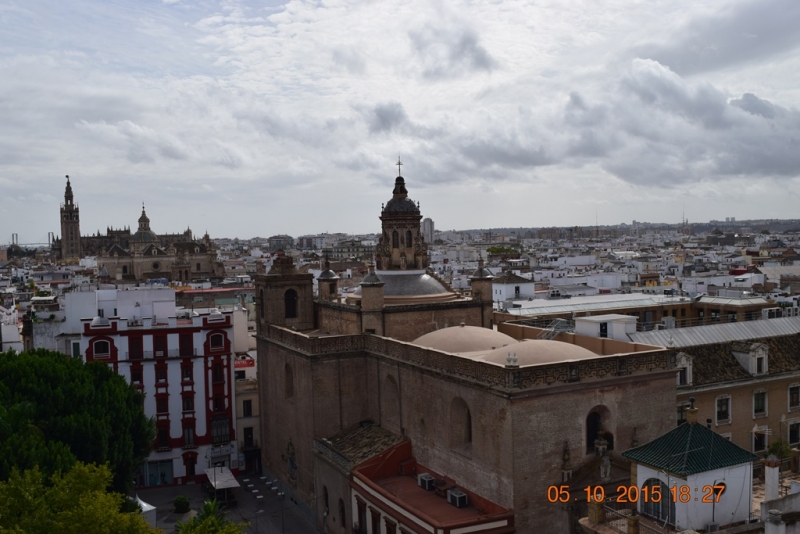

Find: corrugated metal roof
<box><xmin>629</xmin><ymin>317</ymin><xmax>800</xmax><ymax>348</ymax></box>
<box><xmin>623</xmin><ymin>422</ymin><xmax>757</xmax><ymax>475</ymax></box>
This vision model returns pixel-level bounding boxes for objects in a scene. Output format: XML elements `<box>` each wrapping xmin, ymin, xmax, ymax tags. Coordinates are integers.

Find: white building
<box><xmin>623</xmin><ymin>401</ymin><xmax>756</xmax><ymax>531</ymax></box>
<box><xmin>77</xmin><ymin>288</ymin><xmax>238</xmax><ymax>487</ymax></box>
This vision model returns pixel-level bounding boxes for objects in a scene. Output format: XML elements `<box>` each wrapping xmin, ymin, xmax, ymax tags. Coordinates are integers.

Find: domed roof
<box><xmin>353</xmin><ymin>271</ymin><xmax>448</xmax><ymax>296</ymax></box>
<box><xmin>473</xmin><ymin>339</ymin><xmax>598</xmax><ymax>367</ymax></box>
<box><xmin>382</xmin><ymin>176</ymin><xmax>420</xmax><ymax>214</ymax></box>
<box><xmin>412</xmin><ymin>325</ymin><xmax>517</xmax><ymax>354</ymax></box>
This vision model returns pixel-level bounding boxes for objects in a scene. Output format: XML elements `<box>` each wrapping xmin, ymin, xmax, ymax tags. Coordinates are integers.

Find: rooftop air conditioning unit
<box><xmin>706</xmin><ymin>523</ymin><xmax>719</xmax><ymax>532</ymax></box>
<box><xmin>417</xmin><ymin>473</ymin><xmax>435</xmax><ymax>491</ymax></box>
<box><xmin>447</xmin><ymin>488</ymin><xmax>468</xmax><ymax>508</ymax></box>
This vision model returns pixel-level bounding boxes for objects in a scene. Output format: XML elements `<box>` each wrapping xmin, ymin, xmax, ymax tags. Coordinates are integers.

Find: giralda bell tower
<box><xmin>60</xmin><ymin>175</ymin><xmax>82</xmax><ymax>259</ymax></box>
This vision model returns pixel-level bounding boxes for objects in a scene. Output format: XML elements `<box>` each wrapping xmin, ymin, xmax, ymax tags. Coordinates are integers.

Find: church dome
<box><xmin>351</xmin><ymin>270</ymin><xmax>458</xmax><ymax>304</ymax></box>
<box><xmin>382</xmin><ymin>176</ymin><xmax>420</xmax><ymax>214</ymax></box>
<box><xmin>412</xmin><ymin>325</ymin><xmax>517</xmax><ymax>354</ymax></box>
<box><xmin>473</xmin><ymin>339</ymin><xmax>598</xmax><ymax>367</ymax></box>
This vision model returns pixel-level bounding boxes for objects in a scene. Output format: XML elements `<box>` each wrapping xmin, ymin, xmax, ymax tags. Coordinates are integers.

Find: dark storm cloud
<box><xmin>409</xmin><ymin>24</ymin><xmax>497</xmax><ymax>80</ymax></box>
<box><xmin>369</xmin><ymin>102</ymin><xmax>408</xmax><ymax>133</ymax></box>
<box><xmin>730</xmin><ymin>93</ymin><xmax>776</xmax><ymax>119</ymax></box>
<box><xmin>632</xmin><ymin>0</ymin><xmax>800</xmax><ymax>76</ymax></box>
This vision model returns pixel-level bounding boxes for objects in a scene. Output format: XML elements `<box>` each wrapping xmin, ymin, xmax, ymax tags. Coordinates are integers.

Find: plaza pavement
<box><xmin>134</xmin><ymin>471</ymin><xmax>316</xmax><ymax>534</ymax></box>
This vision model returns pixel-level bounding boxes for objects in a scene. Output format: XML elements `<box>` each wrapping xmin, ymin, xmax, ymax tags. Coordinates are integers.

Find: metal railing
<box><xmin>603</xmin><ymin>505</ymin><xmax>630</xmax><ymax>534</ymax></box>
<box><xmin>125</xmin><ymin>348</ymin><xmax>197</xmax><ymax>360</ymax></box>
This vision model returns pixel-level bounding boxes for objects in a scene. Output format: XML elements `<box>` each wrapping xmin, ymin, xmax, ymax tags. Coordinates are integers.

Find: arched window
<box><xmin>406</xmin><ymin>230</ymin><xmax>412</xmax><ymax>248</ymax></box>
<box><xmin>284</xmin><ymin>289</ymin><xmax>298</xmax><ymax>319</ymax></box>
<box><xmin>259</xmin><ymin>289</ymin><xmax>264</xmax><ymax>319</ymax></box>
<box><xmin>285</xmin><ymin>363</ymin><xmax>294</xmax><ymax>399</ymax></box>
<box><xmin>382</xmin><ymin>375</ymin><xmax>400</xmax><ymax>429</ymax></box>
<box><xmin>586</xmin><ymin>407</ymin><xmax>614</xmax><ymax>453</ymax></box>
<box><xmin>392</xmin><ymin>231</ymin><xmax>399</xmax><ymax>249</ymax></box>
<box><xmin>94</xmin><ymin>340</ymin><xmax>110</xmax><ymax>357</ymax></box>
<box><xmin>586</xmin><ymin>412</ymin><xmax>602</xmax><ymax>453</ymax></box>
<box><xmin>450</xmin><ymin>397</ymin><xmax>472</xmax><ymax>451</ymax></box>
<box><xmin>323</xmin><ymin>486</ymin><xmax>329</xmax><ymax>514</ymax></box>
<box><xmin>339</xmin><ymin>498</ymin><xmax>346</xmax><ymax>527</ymax></box>
<box><xmin>641</xmin><ymin>479</ymin><xmax>674</xmax><ymax>525</ymax></box>
<box><xmin>210</xmin><ymin>333</ymin><xmax>224</xmax><ymax>350</ymax></box>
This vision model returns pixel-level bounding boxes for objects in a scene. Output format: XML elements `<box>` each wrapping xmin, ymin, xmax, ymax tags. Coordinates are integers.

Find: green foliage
<box><xmin>0</xmin><ymin>462</ymin><xmax>157</xmax><ymax>533</ymax></box>
<box><xmin>176</xmin><ymin>499</ymin><xmax>248</xmax><ymax>534</ymax></box>
<box><xmin>174</xmin><ymin>495</ymin><xmax>191</xmax><ymax>514</ymax></box>
<box><xmin>767</xmin><ymin>439</ymin><xmax>791</xmax><ymax>460</ymax></box>
<box><xmin>0</xmin><ymin>349</ymin><xmax>155</xmax><ymax>493</ymax></box>
<box><xmin>486</xmin><ymin>246</ymin><xmax>518</xmax><ymax>255</ymax></box>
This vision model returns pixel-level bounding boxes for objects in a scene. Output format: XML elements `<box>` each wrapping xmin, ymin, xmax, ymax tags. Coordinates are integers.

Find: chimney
<box><xmin>686</xmin><ymin>397</ymin><xmax>699</xmax><ymax>425</ymax></box>
<box><xmin>765</xmin><ymin>454</ymin><xmax>781</xmax><ymax>502</ymax></box>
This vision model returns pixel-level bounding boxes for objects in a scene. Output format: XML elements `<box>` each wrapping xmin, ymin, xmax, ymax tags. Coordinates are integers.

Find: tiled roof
<box><xmin>327</xmin><ymin>424</ymin><xmax>404</xmax><ymax>467</ymax></box>
<box><xmin>688</xmin><ymin>335</ymin><xmax>800</xmax><ymax>386</ymax></box>
<box><xmin>623</xmin><ymin>422</ymin><xmax>757</xmax><ymax>476</ymax></box>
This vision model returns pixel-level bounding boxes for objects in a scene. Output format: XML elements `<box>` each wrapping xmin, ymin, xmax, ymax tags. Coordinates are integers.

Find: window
<box><xmin>754</xmin><ymin>391</ymin><xmax>767</xmax><ymax>417</ymax></box>
<box><xmin>242</xmin><ymin>400</ymin><xmax>252</xmax><ymax>418</ymax></box>
<box><xmin>196</xmin><ymin>263</ymin><xmax>201</xmax><ymax>271</ymax></box>
<box><xmin>210</xmin><ymin>333</ymin><xmax>224</xmax><ymax>350</ymax></box>
<box><xmin>235</xmin><ymin>370</ymin><xmax>245</xmax><ymax>380</ymax></box>
<box><xmin>678</xmin><ymin>368</ymin><xmax>688</xmax><ymax>386</ymax></box>
<box><xmin>284</xmin><ymin>289</ymin><xmax>298</xmax><ymax>319</ymax></box>
<box><xmin>757</xmin><ymin>357</ymin><xmax>765</xmax><ymax>374</ymax></box>
<box><xmin>753</xmin><ymin>427</ymin><xmax>767</xmax><ymax>452</ymax></box>
<box><xmin>214</xmin><ymin>396</ymin><xmax>224</xmax><ymax>412</ymax></box>
<box><xmin>182</xmin><ymin>365</ymin><xmax>192</xmax><ymax>382</ymax></box>
<box><xmin>392</xmin><ymin>231</ymin><xmax>399</xmax><ymax>249</ymax></box>
<box><xmin>71</xmin><ymin>342</ymin><xmax>81</xmax><ymax>358</ymax></box>
<box><xmin>790</xmin><ymin>422</ymin><xmax>800</xmax><ymax>445</ymax></box>
<box><xmin>211</xmin><ymin>417</ymin><xmax>229</xmax><ymax>444</ymax></box>
<box><xmin>154</xmin><ymin>336</ymin><xmax>167</xmax><ymax>357</ymax></box>
<box><xmin>94</xmin><ymin>340</ymin><xmax>110</xmax><ymax>357</ymax></box>
<box><xmin>131</xmin><ymin>369</ymin><xmax>142</xmax><ymax>385</ymax></box>
<box><xmin>129</xmin><ymin>337</ymin><xmax>143</xmax><ymax>360</ymax></box>
<box><xmin>183</xmin><ymin>425</ymin><xmax>195</xmax><ymax>447</ymax></box>
<box><xmin>716</xmin><ymin>396</ymin><xmax>730</xmax><ymax>423</ymax></box>
<box><xmin>339</xmin><ymin>499</ymin><xmax>346</xmax><ymax>528</ymax></box>
<box><xmin>182</xmin><ymin>396</ymin><xmax>194</xmax><ymax>412</ymax></box>
<box><xmin>405</xmin><ymin>230</ymin><xmax>412</xmax><ymax>248</ymax></box>
<box><xmin>599</xmin><ymin>322</ymin><xmax>608</xmax><ymax>338</ymax></box>
<box><xmin>791</xmin><ymin>385</ymin><xmax>800</xmax><ymax>409</ymax></box>
<box><xmin>156</xmin><ymin>367</ymin><xmax>166</xmax><ymax>383</ymax></box>
<box><xmin>157</xmin><ymin>425</ymin><xmax>170</xmax><ymax>449</ymax></box>
<box><xmin>212</xmin><ymin>363</ymin><xmax>223</xmax><ymax>383</ymax></box>
<box><xmin>179</xmin><ymin>333</ymin><xmax>193</xmax><ymax>357</ymax></box>
<box><xmin>156</xmin><ymin>397</ymin><xmax>168</xmax><ymax>414</ymax></box>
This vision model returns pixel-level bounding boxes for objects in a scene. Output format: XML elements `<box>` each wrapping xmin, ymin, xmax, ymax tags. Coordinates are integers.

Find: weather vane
<box><xmin>396</xmin><ymin>157</ymin><xmax>403</xmax><ymax>176</ymax></box>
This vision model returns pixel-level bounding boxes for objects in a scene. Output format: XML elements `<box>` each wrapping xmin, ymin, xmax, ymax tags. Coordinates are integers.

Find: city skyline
<box><xmin>2</xmin><ymin>0</ymin><xmax>800</xmax><ymax>244</ymax></box>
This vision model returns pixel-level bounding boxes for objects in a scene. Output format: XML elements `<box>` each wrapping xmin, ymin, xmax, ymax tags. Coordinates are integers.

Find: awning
<box><xmin>204</xmin><ymin>467</ymin><xmax>241</xmax><ymax>490</ymax></box>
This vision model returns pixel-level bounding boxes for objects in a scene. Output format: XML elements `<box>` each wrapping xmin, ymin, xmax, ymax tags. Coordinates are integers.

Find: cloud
<box><xmin>76</xmin><ymin>120</ymin><xmax>189</xmax><ymax>164</ymax></box>
<box><xmin>409</xmin><ymin>23</ymin><xmax>497</xmax><ymax>80</ymax></box>
<box><xmin>730</xmin><ymin>93</ymin><xmax>777</xmax><ymax>119</ymax></box>
<box><xmin>368</xmin><ymin>102</ymin><xmax>408</xmax><ymax>133</ymax></box>
<box><xmin>631</xmin><ymin>0</ymin><xmax>800</xmax><ymax>76</ymax></box>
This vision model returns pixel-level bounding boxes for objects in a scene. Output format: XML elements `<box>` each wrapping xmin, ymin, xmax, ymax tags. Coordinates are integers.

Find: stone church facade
<box><xmin>255</xmin><ymin>172</ymin><xmax>678</xmax><ymax>533</ymax></box>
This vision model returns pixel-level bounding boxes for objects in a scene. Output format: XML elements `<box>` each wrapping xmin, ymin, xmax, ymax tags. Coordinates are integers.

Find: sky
<box><xmin>2</xmin><ymin>0</ymin><xmax>800</xmax><ymax>244</ymax></box>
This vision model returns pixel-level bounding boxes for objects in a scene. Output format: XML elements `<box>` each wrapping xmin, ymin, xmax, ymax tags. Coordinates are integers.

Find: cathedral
<box><xmin>54</xmin><ymin>176</ymin><xmax>223</xmax><ymax>282</ymax></box>
<box><xmin>255</xmin><ymin>169</ymin><xmax>676</xmax><ymax>533</ymax></box>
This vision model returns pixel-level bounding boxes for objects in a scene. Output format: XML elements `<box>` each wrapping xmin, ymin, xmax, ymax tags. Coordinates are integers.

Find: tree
<box><xmin>0</xmin><ymin>349</ymin><xmax>155</xmax><ymax>493</ymax></box>
<box><xmin>176</xmin><ymin>499</ymin><xmax>248</xmax><ymax>534</ymax></box>
<box><xmin>0</xmin><ymin>462</ymin><xmax>157</xmax><ymax>533</ymax></box>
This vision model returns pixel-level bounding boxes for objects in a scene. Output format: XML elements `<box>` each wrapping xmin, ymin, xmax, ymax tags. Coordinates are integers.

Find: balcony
<box><xmin>125</xmin><ymin>348</ymin><xmax>197</xmax><ymax>360</ymax></box>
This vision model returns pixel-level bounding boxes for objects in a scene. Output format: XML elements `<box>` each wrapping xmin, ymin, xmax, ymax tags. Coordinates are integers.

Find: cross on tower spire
<box><xmin>396</xmin><ymin>157</ymin><xmax>403</xmax><ymax>176</ymax></box>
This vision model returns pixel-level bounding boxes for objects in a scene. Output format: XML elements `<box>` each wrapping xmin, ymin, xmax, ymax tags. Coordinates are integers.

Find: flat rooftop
<box><xmin>373</xmin><ymin>475</ymin><xmax>485</xmax><ymax>523</ymax></box>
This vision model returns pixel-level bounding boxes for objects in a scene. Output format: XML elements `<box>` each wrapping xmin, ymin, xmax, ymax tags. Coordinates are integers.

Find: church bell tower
<box><xmin>60</xmin><ymin>175</ymin><xmax>82</xmax><ymax>259</ymax></box>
